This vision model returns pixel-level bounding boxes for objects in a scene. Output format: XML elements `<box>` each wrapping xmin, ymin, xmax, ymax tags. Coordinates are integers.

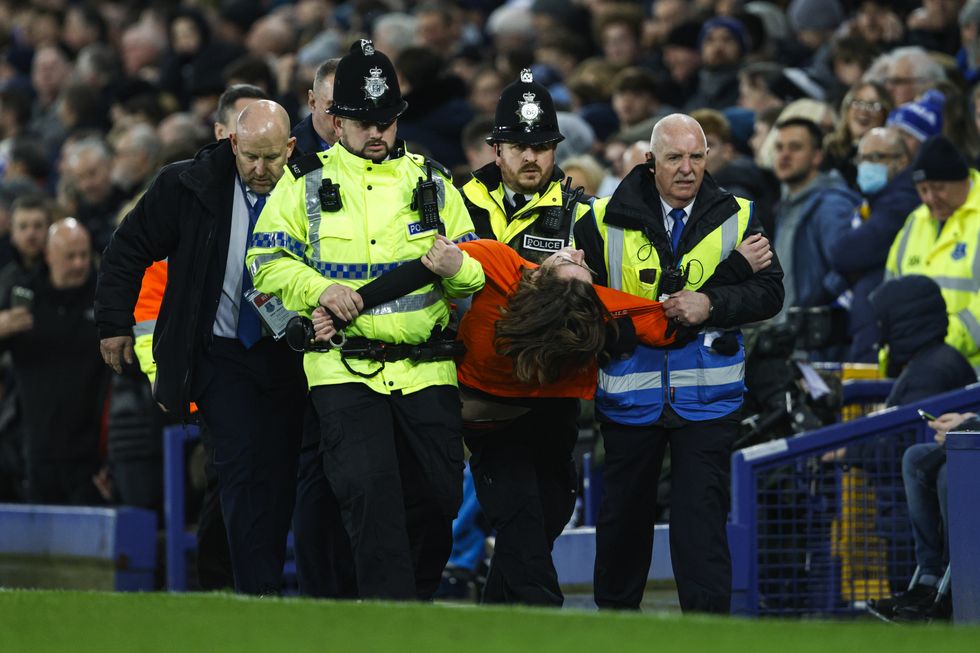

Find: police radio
<box><xmin>657</xmin><ymin>262</ymin><xmax>690</xmax><ymax>302</ymax></box>
<box><xmin>319</xmin><ymin>178</ymin><xmax>342</xmax><ymax>212</ymax></box>
<box><xmin>412</xmin><ymin>162</ymin><xmax>444</xmax><ymax>236</ymax></box>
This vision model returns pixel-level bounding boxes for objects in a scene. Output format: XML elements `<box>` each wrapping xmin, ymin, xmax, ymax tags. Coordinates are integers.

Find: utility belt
<box><xmin>338</xmin><ymin>333</ymin><xmax>464</xmax><ymax>378</ymax></box>
<box><xmin>285</xmin><ymin>314</ymin><xmax>464</xmax><ymax>378</ymax></box>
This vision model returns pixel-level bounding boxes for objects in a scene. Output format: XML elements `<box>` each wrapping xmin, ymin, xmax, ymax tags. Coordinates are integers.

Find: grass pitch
<box><xmin>2</xmin><ymin>590</ymin><xmax>978</xmax><ymax>653</ymax></box>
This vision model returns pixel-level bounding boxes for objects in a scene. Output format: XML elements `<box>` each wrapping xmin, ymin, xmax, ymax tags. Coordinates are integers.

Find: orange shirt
<box><xmin>456</xmin><ymin>240</ymin><xmax>674</xmax><ymax>400</ymax></box>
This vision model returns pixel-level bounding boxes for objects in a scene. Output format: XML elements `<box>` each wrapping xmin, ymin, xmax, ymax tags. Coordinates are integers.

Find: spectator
<box><xmin>560</xmin><ymin>154</ymin><xmax>606</xmax><ymax>197</ymax></box>
<box><xmin>934</xmin><ymin>80</ymin><xmax>980</xmax><ymax>163</ymax></box>
<box><xmin>111</xmin><ymin>123</ymin><xmax>162</xmax><ymax>197</ymax></box>
<box><xmin>756</xmin><ymin>98</ymin><xmax>838</xmax><ymax>170</ymax></box>
<box><xmin>610</xmin><ymin>67</ymin><xmax>672</xmax><ymax>132</ymax></box>
<box><xmin>396</xmin><ymin>47</ymin><xmax>473</xmax><ymax>169</ymax></box>
<box><xmin>887</xmin><ymin>89</ymin><xmax>946</xmax><ymax>160</ymax></box>
<box><xmin>829</xmin><ymin>126</ymin><xmax>920</xmax><ymax>363</ymax></box>
<box><xmin>459</xmin><ymin>116</ymin><xmax>495</xmax><ymax>179</ymax></box>
<box><xmin>159</xmin><ymin>7</ymin><xmax>244</xmax><ymax>110</ymax></box>
<box><xmin>595</xmin><ymin>5</ymin><xmax>646</xmax><ymax>69</ymax></box>
<box><xmin>0</xmin><ymin>194</ymin><xmax>51</xmax><ymax>302</ymax></box>
<box><xmin>737</xmin><ymin>63</ymin><xmax>789</xmax><ymax>115</ymax></box>
<box><xmin>840</xmin><ymin>1</ymin><xmax>905</xmax><ymax>47</ymax></box>
<box><xmin>28</xmin><ymin>44</ymin><xmax>72</xmax><ymax>156</ymax></box>
<box><xmin>244</xmin><ymin>14</ymin><xmax>296</xmax><ymax>58</ymax></box>
<box><xmin>213</xmin><ymin>84</ymin><xmax>269</xmax><ymax>141</ymax></box>
<box><xmin>823</xmin><ymin>81</ymin><xmax>893</xmax><ymax>189</ymax></box>
<box><xmin>692</xmin><ymin>108</ymin><xmax>779</xmax><ymax>236</ymax></box>
<box><xmin>865</xmin><ymin>277</ymin><xmax>977</xmax><ymax>624</ymax></box>
<box><xmin>372</xmin><ymin>13</ymin><xmax>417</xmax><ymax>63</ymax></box>
<box><xmin>291</xmin><ymin>58</ymin><xmax>340</xmax><ymax>156</ymax></box>
<box><xmin>865</xmin><ymin>46</ymin><xmax>946</xmax><ymax>106</ymax></box>
<box><xmin>119</xmin><ymin>20</ymin><xmax>167</xmax><ymax>82</ymax></box>
<box><xmin>771</xmin><ymin>117</ymin><xmax>859</xmax><ymax>332</ymax></box>
<box><xmin>828</xmin><ymin>36</ymin><xmax>883</xmax><ymax>94</ymax></box>
<box><xmin>62</xmin><ymin>4</ymin><xmax>107</xmax><ymax>55</ymax></box>
<box><xmin>786</xmin><ymin>0</ymin><xmax>846</xmax><ymax>54</ymax></box>
<box><xmin>958</xmin><ymin>0</ymin><xmax>980</xmax><ymax>85</ymax></box>
<box><xmin>660</xmin><ymin>20</ymin><xmax>702</xmax><ymax>109</ymax></box>
<box><xmin>414</xmin><ymin>2</ymin><xmax>461</xmax><ymax>57</ymax></box>
<box><xmin>685</xmin><ymin>17</ymin><xmax>750</xmax><ymax>111</ymax></box>
<box><xmin>468</xmin><ymin>67</ymin><xmax>507</xmax><ymax>118</ymax></box>
<box><xmin>61</xmin><ymin>136</ymin><xmax>127</xmax><ymax>253</ymax></box>
<box><xmin>906</xmin><ymin>0</ymin><xmax>963</xmax><ymax>55</ymax></box>
<box><xmin>0</xmin><ymin>218</ymin><xmax>107</xmax><ymax>505</ymax></box>
<box><xmin>885</xmin><ymin>135</ymin><xmax>980</xmax><ymax>369</ymax></box>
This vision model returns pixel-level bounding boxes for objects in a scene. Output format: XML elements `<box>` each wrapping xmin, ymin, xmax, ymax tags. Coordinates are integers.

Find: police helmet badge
<box><xmin>364</xmin><ymin>66</ymin><xmax>389</xmax><ymax>104</ymax></box>
<box><xmin>360</xmin><ymin>39</ymin><xmax>375</xmax><ymax>56</ymax></box>
<box><xmin>515</xmin><ymin>69</ymin><xmax>541</xmax><ymax>128</ymax></box>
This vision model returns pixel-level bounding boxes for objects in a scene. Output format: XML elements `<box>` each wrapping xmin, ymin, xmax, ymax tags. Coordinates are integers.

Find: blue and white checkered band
<box><xmin>364</xmin><ymin>67</ymin><xmax>388</xmax><ymax>103</ymax></box>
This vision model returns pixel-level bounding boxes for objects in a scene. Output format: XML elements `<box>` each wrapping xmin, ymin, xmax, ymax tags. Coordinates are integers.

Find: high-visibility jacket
<box><xmin>573</xmin><ymin>168</ymin><xmax>784</xmax><ymax>425</ymax></box>
<box><xmin>885</xmin><ymin>168</ymin><xmax>980</xmax><ymax>368</ymax></box>
<box><xmin>132</xmin><ymin>259</ymin><xmax>167</xmax><ymax>383</ymax></box>
<box><xmin>246</xmin><ymin>143</ymin><xmax>485</xmax><ymax>394</ymax></box>
<box><xmin>461</xmin><ymin>162</ymin><xmax>592</xmax><ymax>263</ymax></box>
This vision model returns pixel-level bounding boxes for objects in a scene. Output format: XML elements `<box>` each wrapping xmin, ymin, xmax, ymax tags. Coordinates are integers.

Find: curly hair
<box><xmin>494</xmin><ymin>265</ymin><xmax>613</xmax><ymax>385</ymax></box>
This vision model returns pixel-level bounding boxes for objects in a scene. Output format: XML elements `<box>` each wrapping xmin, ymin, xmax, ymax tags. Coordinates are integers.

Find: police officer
<box><xmin>247</xmin><ymin>39</ymin><xmax>484</xmax><ymax>601</ymax></box>
<box><xmin>574</xmin><ymin>114</ymin><xmax>784</xmax><ymax>613</ymax></box>
<box><xmin>456</xmin><ymin>69</ymin><xmax>596</xmax><ymax>607</ymax></box>
<box><xmin>461</xmin><ymin>69</ymin><xmax>593</xmax><ymax>264</ymax></box>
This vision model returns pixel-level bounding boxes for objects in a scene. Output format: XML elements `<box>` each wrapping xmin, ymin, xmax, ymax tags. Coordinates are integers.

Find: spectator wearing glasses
<box><xmin>828</xmin><ymin>126</ymin><xmax>919</xmax><ymax>363</ymax></box>
<box><xmin>823</xmin><ymin>81</ymin><xmax>894</xmax><ymax>190</ymax></box>
<box><xmin>865</xmin><ymin>46</ymin><xmax>946</xmax><ymax>106</ymax></box>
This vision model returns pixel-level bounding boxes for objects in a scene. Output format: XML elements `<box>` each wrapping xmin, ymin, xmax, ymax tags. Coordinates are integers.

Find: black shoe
<box><xmin>868</xmin><ymin>584</ymin><xmax>937</xmax><ymax>622</ymax></box>
<box><xmin>894</xmin><ymin>590</ymin><xmax>952</xmax><ymax>624</ymax></box>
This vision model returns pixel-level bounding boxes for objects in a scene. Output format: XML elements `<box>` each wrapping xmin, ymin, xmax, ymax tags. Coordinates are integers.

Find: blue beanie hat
<box><xmin>886</xmin><ymin>90</ymin><xmax>945</xmax><ymax>143</ymax></box>
<box><xmin>698</xmin><ymin>17</ymin><xmax>749</xmax><ymax>55</ymax></box>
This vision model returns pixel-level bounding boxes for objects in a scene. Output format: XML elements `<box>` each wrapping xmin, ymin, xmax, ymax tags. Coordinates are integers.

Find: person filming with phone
<box><xmin>0</xmin><ymin>218</ymin><xmax>108</xmax><ymax>505</ymax></box>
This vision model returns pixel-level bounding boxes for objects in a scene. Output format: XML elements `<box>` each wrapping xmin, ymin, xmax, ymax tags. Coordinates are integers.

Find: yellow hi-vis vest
<box><xmin>591</xmin><ymin>195</ymin><xmax>753</xmax><ymax>424</ymax></box>
<box><xmin>885</xmin><ymin>168</ymin><xmax>980</xmax><ymax>368</ymax></box>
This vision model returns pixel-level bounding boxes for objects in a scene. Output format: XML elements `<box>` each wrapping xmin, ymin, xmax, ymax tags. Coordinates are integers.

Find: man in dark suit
<box><xmin>95</xmin><ymin>100</ymin><xmax>306</xmax><ymax>595</ymax></box>
<box><xmin>291</xmin><ymin>58</ymin><xmax>340</xmax><ymax>155</ymax></box>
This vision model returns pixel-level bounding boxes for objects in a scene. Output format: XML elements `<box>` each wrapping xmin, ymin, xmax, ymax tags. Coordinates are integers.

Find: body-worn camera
<box><xmin>319</xmin><ymin>178</ymin><xmax>342</xmax><ymax>212</ymax></box>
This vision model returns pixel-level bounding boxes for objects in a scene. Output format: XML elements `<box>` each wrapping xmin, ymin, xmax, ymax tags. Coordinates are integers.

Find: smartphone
<box><xmin>10</xmin><ymin>286</ymin><xmax>34</xmax><ymax>310</ymax></box>
<box><xmin>917</xmin><ymin>409</ymin><xmax>937</xmax><ymax>422</ymax></box>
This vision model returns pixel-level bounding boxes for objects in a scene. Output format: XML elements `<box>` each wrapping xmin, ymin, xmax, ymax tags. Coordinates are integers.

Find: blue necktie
<box><xmin>237</xmin><ymin>192</ymin><xmax>267</xmax><ymax>349</ymax></box>
<box><xmin>668</xmin><ymin>207</ymin><xmax>686</xmax><ymax>256</ymax></box>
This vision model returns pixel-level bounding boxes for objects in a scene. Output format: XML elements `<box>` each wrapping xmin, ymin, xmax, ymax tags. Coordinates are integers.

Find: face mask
<box><xmin>857</xmin><ymin>161</ymin><xmax>889</xmax><ymax>195</ymax></box>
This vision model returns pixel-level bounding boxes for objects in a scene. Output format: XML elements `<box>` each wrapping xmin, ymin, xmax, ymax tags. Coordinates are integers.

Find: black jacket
<box><xmin>870</xmin><ymin>275</ymin><xmax>977</xmax><ymax>406</ymax></box>
<box><xmin>96</xmin><ymin>139</ymin><xmax>239</xmax><ymax>417</ymax></box>
<box><xmin>0</xmin><ymin>271</ymin><xmax>107</xmax><ymax>463</ymax></box>
<box><xmin>290</xmin><ymin>113</ymin><xmax>326</xmax><ymax>157</ymax></box>
<box><xmin>574</xmin><ymin>166</ymin><xmax>784</xmax><ymax>329</ymax></box>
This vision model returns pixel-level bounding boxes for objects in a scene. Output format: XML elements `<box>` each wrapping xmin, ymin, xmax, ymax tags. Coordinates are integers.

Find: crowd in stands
<box><xmin>0</xmin><ymin>0</ymin><xmax>979</xmax><ymax>616</ymax></box>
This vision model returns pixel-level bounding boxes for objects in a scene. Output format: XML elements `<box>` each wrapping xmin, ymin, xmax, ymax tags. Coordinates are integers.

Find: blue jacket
<box><xmin>777</xmin><ymin>173</ymin><xmax>860</xmax><ymax>309</ymax></box>
<box><xmin>829</xmin><ymin>166</ymin><xmax>921</xmax><ymax>362</ymax></box>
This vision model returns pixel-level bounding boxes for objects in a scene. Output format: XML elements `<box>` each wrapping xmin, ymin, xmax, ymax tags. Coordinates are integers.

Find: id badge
<box><xmin>243</xmin><ymin>289</ymin><xmax>297</xmax><ymax>341</ymax></box>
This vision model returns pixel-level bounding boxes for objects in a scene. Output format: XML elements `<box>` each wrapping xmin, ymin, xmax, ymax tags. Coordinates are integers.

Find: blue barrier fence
<box><xmin>729</xmin><ymin>383</ymin><xmax>980</xmax><ymax>616</ymax></box>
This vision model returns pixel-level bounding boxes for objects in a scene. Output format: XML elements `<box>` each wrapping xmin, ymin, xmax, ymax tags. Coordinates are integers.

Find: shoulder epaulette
<box><xmin>409</xmin><ymin>153</ymin><xmax>452</xmax><ymax>181</ymax></box>
<box><xmin>287</xmin><ymin>152</ymin><xmax>324</xmax><ymax>179</ymax></box>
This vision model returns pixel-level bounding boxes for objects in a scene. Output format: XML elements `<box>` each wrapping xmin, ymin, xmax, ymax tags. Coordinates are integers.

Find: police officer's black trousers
<box><xmin>464</xmin><ymin>398</ymin><xmax>579</xmax><ymax>607</ymax></box>
<box><xmin>311</xmin><ymin>383</ymin><xmax>464</xmax><ymax>601</ymax></box>
<box><xmin>292</xmin><ymin>397</ymin><xmax>358</xmax><ymax>598</ymax></box>
<box><xmin>194</xmin><ymin>337</ymin><xmax>305</xmax><ymax>595</ymax></box>
<box><xmin>594</xmin><ymin>414</ymin><xmax>738</xmax><ymax>613</ymax></box>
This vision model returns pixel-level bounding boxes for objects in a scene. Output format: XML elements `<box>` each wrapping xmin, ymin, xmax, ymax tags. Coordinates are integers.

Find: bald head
<box><xmin>46</xmin><ymin>218</ymin><xmax>92</xmax><ymax>289</ymax></box>
<box><xmin>230</xmin><ymin>100</ymin><xmax>296</xmax><ymax>194</ymax></box>
<box><xmin>650</xmin><ymin>113</ymin><xmax>708</xmax><ymax>158</ymax></box>
<box><xmin>649</xmin><ymin>113</ymin><xmax>709</xmax><ymax>208</ymax></box>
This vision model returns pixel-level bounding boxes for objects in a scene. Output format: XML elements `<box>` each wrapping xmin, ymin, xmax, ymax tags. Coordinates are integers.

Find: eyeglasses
<box><xmin>850</xmin><ymin>99</ymin><xmax>884</xmax><ymax>112</ymax></box>
<box><xmin>855</xmin><ymin>151</ymin><xmax>903</xmax><ymax>164</ymax></box>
